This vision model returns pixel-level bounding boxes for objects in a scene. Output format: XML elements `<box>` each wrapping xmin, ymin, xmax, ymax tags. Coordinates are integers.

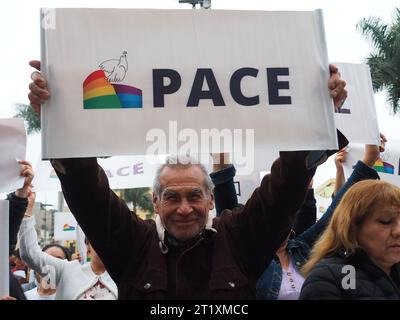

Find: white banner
<box><xmin>41</xmin><ymin>8</ymin><xmax>338</xmax><ymax>160</ymax></box>
<box><xmin>34</xmin><ymin>155</ymin><xmax>161</xmax><ymax>191</ymax></box>
<box><xmin>0</xmin><ymin>200</ymin><xmax>9</xmax><ymax>296</ymax></box>
<box><xmin>53</xmin><ymin>212</ymin><xmax>78</xmax><ymax>241</ymax></box>
<box><xmin>0</xmin><ymin>119</ymin><xmax>26</xmax><ymax>193</ymax></box>
<box><xmin>334</xmin><ymin>63</ymin><xmax>380</xmax><ymax>145</ymax></box>
<box><xmin>344</xmin><ymin>142</ymin><xmax>400</xmax><ymax>186</ymax></box>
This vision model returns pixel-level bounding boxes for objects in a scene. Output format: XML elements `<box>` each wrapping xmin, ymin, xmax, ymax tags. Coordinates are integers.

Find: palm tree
<box><xmin>357</xmin><ymin>8</ymin><xmax>400</xmax><ymax>114</ymax></box>
<box><xmin>14</xmin><ymin>103</ymin><xmax>41</xmax><ymax>134</ymax></box>
<box><xmin>117</xmin><ymin>187</ymin><xmax>154</xmax><ymax>219</ymax></box>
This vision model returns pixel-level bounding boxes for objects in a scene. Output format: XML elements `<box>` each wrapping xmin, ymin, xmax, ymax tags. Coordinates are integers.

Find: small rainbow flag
<box><xmin>373</xmin><ymin>159</ymin><xmax>394</xmax><ymax>174</ymax></box>
<box><xmin>63</xmin><ymin>224</ymin><xmax>76</xmax><ymax>231</ymax></box>
<box><xmin>83</xmin><ymin>70</ymin><xmax>142</xmax><ymax>109</ymax></box>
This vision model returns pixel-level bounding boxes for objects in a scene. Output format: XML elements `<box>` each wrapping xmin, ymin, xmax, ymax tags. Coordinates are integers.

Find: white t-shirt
<box><xmin>277</xmin><ymin>259</ymin><xmax>305</xmax><ymax>300</ymax></box>
<box><xmin>24</xmin><ymin>288</ymin><xmax>56</xmax><ymax>300</ymax></box>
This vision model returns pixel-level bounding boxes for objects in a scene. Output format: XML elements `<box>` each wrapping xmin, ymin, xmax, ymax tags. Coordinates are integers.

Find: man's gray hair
<box><xmin>153</xmin><ymin>155</ymin><xmax>214</xmax><ymax>198</ymax></box>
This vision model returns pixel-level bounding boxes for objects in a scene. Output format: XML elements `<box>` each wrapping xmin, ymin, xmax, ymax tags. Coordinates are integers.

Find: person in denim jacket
<box><xmin>210</xmin><ymin>141</ymin><xmax>384</xmax><ymax>299</ymax></box>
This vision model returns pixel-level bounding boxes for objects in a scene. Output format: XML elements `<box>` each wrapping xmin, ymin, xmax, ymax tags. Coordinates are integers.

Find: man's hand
<box><xmin>328</xmin><ymin>64</ymin><xmax>347</xmax><ymax>111</ymax></box>
<box><xmin>363</xmin><ymin>133</ymin><xmax>387</xmax><ymax>167</ymax></box>
<box><xmin>15</xmin><ymin>161</ymin><xmax>34</xmax><ymax>199</ymax></box>
<box><xmin>28</xmin><ymin>60</ymin><xmax>49</xmax><ymax>115</ymax></box>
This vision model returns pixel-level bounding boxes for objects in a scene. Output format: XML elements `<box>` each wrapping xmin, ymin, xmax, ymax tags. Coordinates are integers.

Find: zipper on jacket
<box><xmin>174</xmin><ymin>236</ymin><xmax>204</xmax><ymax>298</ymax></box>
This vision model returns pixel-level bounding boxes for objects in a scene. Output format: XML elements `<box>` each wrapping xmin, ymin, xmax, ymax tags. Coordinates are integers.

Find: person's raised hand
<box><xmin>15</xmin><ymin>161</ymin><xmax>34</xmax><ymax>199</ymax></box>
<box><xmin>28</xmin><ymin>60</ymin><xmax>49</xmax><ymax>115</ymax></box>
<box><xmin>378</xmin><ymin>132</ymin><xmax>387</xmax><ymax>153</ymax></box>
<box><xmin>334</xmin><ymin>148</ymin><xmax>347</xmax><ymax>170</ymax></box>
<box><xmin>328</xmin><ymin>64</ymin><xmax>347</xmax><ymax>111</ymax></box>
<box><xmin>363</xmin><ymin>133</ymin><xmax>387</xmax><ymax>167</ymax></box>
<box><xmin>211</xmin><ymin>153</ymin><xmax>231</xmax><ymax>172</ymax></box>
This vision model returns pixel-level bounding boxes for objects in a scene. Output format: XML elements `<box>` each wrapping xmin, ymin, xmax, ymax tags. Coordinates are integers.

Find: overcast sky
<box><xmin>1</xmin><ymin>0</ymin><xmax>399</xmax><ymax>204</ymax></box>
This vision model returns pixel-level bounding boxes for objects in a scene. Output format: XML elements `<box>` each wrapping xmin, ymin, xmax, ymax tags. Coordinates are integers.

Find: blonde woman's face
<box><xmin>357</xmin><ymin>207</ymin><xmax>400</xmax><ymax>273</ymax></box>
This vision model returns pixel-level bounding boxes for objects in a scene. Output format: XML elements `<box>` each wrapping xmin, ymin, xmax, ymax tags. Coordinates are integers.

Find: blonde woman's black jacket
<box><xmin>300</xmin><ymin>249</ymin><xmax>400</xmax><ymax>300</ymax></box>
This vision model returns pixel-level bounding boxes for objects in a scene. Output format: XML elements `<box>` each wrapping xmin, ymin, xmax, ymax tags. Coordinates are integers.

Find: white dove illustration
<box><xmin>99</xmin><ymin>51</ymin><xmax>128</xmax><ymax>83</ymax></box>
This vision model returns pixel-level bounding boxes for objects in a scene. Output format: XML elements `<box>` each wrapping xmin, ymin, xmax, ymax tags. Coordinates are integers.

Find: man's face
<box><xmin>153</xmin><ymin>165</ymin><xmax>214</xmax><ymax>241</ymax></box>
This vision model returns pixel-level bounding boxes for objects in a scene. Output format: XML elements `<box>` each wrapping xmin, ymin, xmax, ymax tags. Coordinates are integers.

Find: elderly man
<box><xmin>28</xmin><ymin>60</ymin><xmax>347</xmax><ymax>299</ymax></box>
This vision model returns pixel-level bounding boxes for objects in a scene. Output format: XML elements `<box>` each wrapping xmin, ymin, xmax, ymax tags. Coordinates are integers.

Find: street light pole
<box><xmin>178</xmin><ymin>0</ymin><xmax>211</xmax><ymax>9</ymax></box>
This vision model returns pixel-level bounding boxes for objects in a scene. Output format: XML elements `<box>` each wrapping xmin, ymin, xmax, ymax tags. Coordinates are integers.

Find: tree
<box><xmin>117</xmin><ymin>187</ymin><xmax>154</xmax><ymax>218</ymax></box>
<box><xmin>14</xmin><ymin>103</ymin><xmax>41</xmax><ymax>134</ymax></box>
<box><xmin>357</xmin><ymin>8</ymin><xmax>400</xmax><ymax>115</ymax></box>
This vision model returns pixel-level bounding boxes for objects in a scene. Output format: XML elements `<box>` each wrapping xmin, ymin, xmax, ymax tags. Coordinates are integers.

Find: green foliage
<box><xmin>14</xmin><ymin>103</ymin><xmax>41</xmax><ymax>134</ymax></box>
<box><xmin>117</xmin><ymin>187</ymin><xmax>154</xmax><ymax>217</ymax></box>
<box><xmin>357</xmin><ymin>8</ymin><xmax>400</xmax><ymax>114</ymax></box>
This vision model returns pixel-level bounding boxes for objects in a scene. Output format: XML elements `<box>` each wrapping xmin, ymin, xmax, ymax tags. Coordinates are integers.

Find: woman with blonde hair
<box><xmin>300</xmin><ymin>180</ymin><xmax>400</xmax><ymax>299</ymax></box>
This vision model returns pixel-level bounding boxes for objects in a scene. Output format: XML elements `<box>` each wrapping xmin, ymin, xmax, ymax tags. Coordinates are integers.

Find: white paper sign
<box><xmin>236</xmin><ymin>148</ymin><xmax>279</xmax><ymax>203</ymax></box>
<box><xmin>344</xmin><ymin>142</ymin><xmax>400</xmax><ymax>186</ymax></box>
<box><xmin>41</xmin><ymin>8</ymin><xmax>338</xmax><ymax>159</ymax></box>
<box><xmin>334</xmin><ymin>63</ymin><xmax>380</xmax><ymax>145</ymax></box>
<box><xmin>76</xmin><ymin>225</ymin><xmax>87</xmax><ymax>265</ymax></box>
<box><xmin>0</xmin><ymin>119</ymin><xmax>27</xmax><ymax>193</ymax></box>
<box><xmin>314</xmin><ymin>178</ymin><xmax>336</xmax><ymax>219</ymax></box>
<box><xmin>0</xmin><ymin>200</ymin><xmax>9</xmax><ymax>296</ymax></box>
<box><xmin>34</xmin><ymin>155</ymin><xmax>161</xmax><ymax>191</ymax></box>
<box><xmin>53</xmin><ymin>212</ymin><xmax>78</xmax><ymax>241</ymax></box>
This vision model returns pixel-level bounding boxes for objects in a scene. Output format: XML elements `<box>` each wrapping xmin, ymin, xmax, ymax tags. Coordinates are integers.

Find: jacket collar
<box><xmin>155</xmin><ymin>214</ymin><xmax>217</xmax><ymax>254</ymax></box>
<box><xmin>341</xmin><ymin>248</ymin><xmax>400</xmax><ymax>280</ymax></box>
<box><xmin>72</xmin><ymin>263</ymin><xmax>118</xmax><ymax>299</ymax></box>
<box><xmin>82</xmin><ymin>263</ymin><xmax>118</xmax><ymax>291</ymax></box>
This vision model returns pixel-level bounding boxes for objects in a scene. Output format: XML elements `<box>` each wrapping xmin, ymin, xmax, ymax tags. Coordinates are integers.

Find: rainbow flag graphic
<box><xmin>373</xmin><ymin>159</ymin><xmax>394</xmax><ymax>174</ymax></box>
<box><xmin>83</xmin><ymin>70</ymin><xmax>142</xmax><ymax>109</ymax></box>
<box><xmin>63</xmin><ymin>224</ymin><xmax>76</xmax><ymax>231</ymax></box>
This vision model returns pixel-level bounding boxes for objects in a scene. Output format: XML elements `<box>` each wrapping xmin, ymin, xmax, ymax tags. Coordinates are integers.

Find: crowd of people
<box><xmin>1</xmin><ymin>59</ymin><xmax>399</xmax><ymax>301</ymax></box>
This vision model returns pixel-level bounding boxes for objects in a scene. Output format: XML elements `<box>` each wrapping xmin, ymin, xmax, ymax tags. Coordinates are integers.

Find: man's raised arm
<box><xmin>28</xmin><ymin>61</ymin><xmax>150</xmax><ymax>285</ymax></box>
